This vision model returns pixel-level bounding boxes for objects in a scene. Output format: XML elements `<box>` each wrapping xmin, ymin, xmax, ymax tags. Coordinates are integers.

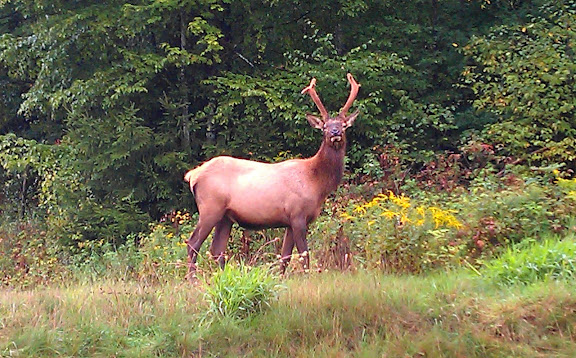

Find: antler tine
<box><xmin>339</xmin><ymin>73</ymin><xmax>360</xmax><ymax>116</ymax></box>
<box><xmin>301</xmin><ymin>78</ymin><xmax>329</xmax><ymax>120</ymax></box>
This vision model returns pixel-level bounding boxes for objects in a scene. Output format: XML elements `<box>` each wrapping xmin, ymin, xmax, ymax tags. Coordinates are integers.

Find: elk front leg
<box><xmin>291</xmin><ymin>219</ymin><xmax>310</xmax><ymax>272</ymax></box>
<box><xmin>209</xmin><ymin>217</ymin><xmax>233</xmax><ymax>269</ymax></box>
<box><xmin>186</xmin><ymin>214</ymin><xmax>221</xmax><ymax>280</ymax></box>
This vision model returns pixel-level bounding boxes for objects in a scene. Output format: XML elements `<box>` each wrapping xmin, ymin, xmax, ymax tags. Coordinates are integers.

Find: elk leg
<box><xmin>209</xmin><ymin>216</ymin><xmax>233</xmax><ymax>269</ymax></box>
<box><xmin>186</xmin><ymin>214</ymin><xmax>222</xmax><ymax>278</ymax></box>
<box><xmin>279</xmin><ymin>227</ymin><xmax>294</xmax><ymax>274</ymax></box>
<box><xmin>291</xmin><ymin>220</ymin><xmax>310</xmax><ymax>272</ymax></box>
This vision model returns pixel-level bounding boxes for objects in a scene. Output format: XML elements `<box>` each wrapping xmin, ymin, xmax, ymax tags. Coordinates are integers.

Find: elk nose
<box><xmin>330</xmin><ymin>128</ymin><xmax>341</xmax><ymax>136</ymax></box>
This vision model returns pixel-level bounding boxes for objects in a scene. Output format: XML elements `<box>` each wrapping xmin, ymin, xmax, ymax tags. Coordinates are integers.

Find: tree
<box><xmin>1</xmin><ymin>0</ymin><xmax>550</xmax><ymax>245</ymax></box>
<box><xmin>0</xmin><ymin>0</ymin><xmax>226</xmax><ymax>242</ymax></box>
<box><xmin>463</xmin><ymin>0</ymin><xmax>576</xmax><ymax>169</ymax></box>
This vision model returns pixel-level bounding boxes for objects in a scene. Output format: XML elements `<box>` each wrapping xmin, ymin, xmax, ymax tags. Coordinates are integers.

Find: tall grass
<box><xmin>484</xmin><ymin>234</ymin><xmax>576</xmax><ymax>286</ymax></box>
<box><xmin>2</xmin><ymin>271</ymin><xmax>576</xmax><ymax>357</ymax></box>
<box><xmin>0</xmin><ymin>280</ymin><xmax>205</xmax><ymax>357</ymax></box>
<box><xmin>202</xmin><ymin>263</ymin><xmax>283</xmax><ymax>320</ymax></box>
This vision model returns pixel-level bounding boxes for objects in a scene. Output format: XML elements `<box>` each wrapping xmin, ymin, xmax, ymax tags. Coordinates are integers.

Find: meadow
<box><xmin>2</xmin><ymin>169</ymin><xmax>576</xmax><ymax>357</ymax></box>
<box><xmin>1</xmin><ymin>270</ymin><xmax>576</xmax><ymax>357</ymax></box>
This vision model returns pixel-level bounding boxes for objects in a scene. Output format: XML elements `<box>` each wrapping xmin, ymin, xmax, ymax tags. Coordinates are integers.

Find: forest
<box><xmin>1</xmin><ymin>0</ymin><xmax>576</xmax><ymax>356</ymax></box>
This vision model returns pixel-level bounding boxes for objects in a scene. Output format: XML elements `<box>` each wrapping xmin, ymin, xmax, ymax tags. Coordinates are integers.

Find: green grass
<box><xmin>1</xmin><ymin>271</ymin><xmax>576</xmax><ymax>357</ymax></box>
<box><xmin>484</xmin><ymin>234</ymin><xmax>576</xmax><ymax>286</ymax></box>
<box><xmin>202</xmin><ymin>263</ymin><xmax>283</xmax><ymax>320</ymax></box>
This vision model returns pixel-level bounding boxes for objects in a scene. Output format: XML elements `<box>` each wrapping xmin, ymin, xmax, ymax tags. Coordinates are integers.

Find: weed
<box><xmin>202</xmin><ymin>263</ymin><xmax>283</xmax><ymax>321</ymax></box>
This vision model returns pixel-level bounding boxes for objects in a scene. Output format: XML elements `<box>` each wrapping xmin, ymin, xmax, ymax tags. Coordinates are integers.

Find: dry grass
<box><xmin>1</xmin><ymin>271</ymin><xmax>575</xmax><ymax>357</ymax></box>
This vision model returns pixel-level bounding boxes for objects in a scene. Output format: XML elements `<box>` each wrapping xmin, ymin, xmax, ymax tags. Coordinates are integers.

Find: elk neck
<box><xmin>307</xmin><ymin>136</ymin><xmax>346</xmax><ymax>197</ymax></box>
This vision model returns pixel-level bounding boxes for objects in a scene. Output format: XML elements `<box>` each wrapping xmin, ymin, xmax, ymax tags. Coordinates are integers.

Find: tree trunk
<box><xmin>18</xmin><ymin>169</ymin><xmax>28</xmax><ymax>220</ymax></box>
<box><xmin>180</xmin><ymin>10</ymin><xmax>191</xmax><ymax>150</ymax></box>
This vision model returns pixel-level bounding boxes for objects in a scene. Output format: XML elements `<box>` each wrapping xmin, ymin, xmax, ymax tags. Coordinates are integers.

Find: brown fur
<box><xmin>184</xmin><ymin>74</ymin><xmax>360</xmax><ymax>278</ymax></box>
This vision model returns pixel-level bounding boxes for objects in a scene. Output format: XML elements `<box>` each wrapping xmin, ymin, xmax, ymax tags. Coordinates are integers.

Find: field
<box><xmin>2</xmin><ymin>271</ymin><xmax>576</xmax><ymax>357</ymax></box>
<box><xmin>2</xmin><ymin>174</ymin><xmax>576</xmax><ymax>357</ymax></box>
<box><xmin>2</xmin><ymin>1</ymin><xmax>576</xmax><ymax>356</ymax></box>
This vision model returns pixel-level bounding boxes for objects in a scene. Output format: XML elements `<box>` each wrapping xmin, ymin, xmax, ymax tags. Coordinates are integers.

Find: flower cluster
<box><xmin>341</xmin><ymin>191</ymin><xmax>462</xmax><ymax>230</ymax></box>
<box><xmin>554</xmin><ymin>170</ymin><xmax>576</xmax><ymax>201</ymax></box>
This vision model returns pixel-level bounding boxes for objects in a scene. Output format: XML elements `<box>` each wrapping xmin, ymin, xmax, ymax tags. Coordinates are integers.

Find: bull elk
<box><xmin>184</xmin><ymin>73</ymin><xmax>360</xmax><ymax>278</ymax></box>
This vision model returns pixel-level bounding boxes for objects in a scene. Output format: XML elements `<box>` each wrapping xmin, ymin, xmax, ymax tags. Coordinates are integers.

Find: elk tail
<box><xmin>184</xmin><ymin>168</ymin><xmax>202</xmax><ymax>186</ymax></box>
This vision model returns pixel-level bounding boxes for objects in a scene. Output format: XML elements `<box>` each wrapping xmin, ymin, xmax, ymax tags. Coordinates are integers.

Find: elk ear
<box><xmin>306</xmin><ymin>114</ymin><xmax>325</xmax><ymax>130</ymax></box>
<box><xmin>343</xmin><ymin>110</ymin><xmax>359</xmax><ymax>129</ymax></box>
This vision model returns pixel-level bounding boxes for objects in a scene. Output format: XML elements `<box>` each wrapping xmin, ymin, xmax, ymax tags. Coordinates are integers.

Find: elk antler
<box><xmin>301</xmin><ymin>78</ymin><xmax>329</xmax><ymax>120</ymax></box>
<box><xmin>339</xmin><ymin>73</ymin><xmax>360</xmax><ymax>117</ymax></box>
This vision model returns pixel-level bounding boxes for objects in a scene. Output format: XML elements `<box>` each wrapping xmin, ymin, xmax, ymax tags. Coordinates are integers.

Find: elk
<box><xmin>184</xmin><ymin>73</ymin><xmax>360</xmax><ymax>278</ymax></box>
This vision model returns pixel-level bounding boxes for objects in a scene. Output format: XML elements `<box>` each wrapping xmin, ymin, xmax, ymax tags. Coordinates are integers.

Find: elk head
<box><xmin>301</xmin><ymin>73</ymin><xmax>360</xmax><ymax>149</ymax></box>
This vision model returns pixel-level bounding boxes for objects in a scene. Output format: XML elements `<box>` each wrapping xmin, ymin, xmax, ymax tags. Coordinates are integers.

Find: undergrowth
<box><xmin>2</xmin><ymin>171</ymin><xmax>576</xmax><ymax>287</ymax></box>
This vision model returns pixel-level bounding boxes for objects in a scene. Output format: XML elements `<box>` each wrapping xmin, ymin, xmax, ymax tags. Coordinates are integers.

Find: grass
<box><xmin>1</xmin><ymin>271</ymin><xmax>576</xmax><ymax>357</ymax></box>
<box><xmin>203</xmin><ymin>263</ymin><xmax>283</xmax><ymax>320</ymax></box>
<box><xmin>484</xmin><ymin>234</ymin><xmax>576</xmax><ymax>286</ymax></box>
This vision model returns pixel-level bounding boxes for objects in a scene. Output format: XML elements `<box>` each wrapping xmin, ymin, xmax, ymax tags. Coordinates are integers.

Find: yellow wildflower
<box><xmin>380</xmin><ymin>210</ymin><xmax>398</xmax><ymax>219</ymax></box>
<box><xmin>429</xmin><ymin>206</ymin><xmax>462</xmax><ymax>229</ymax></box>
<box><xmin>416</xmin><ymin>206</ymin><xmax>426</xmax><ymax>218</ymax></box>
<box><xmin>376</xmin><ymin>193</ymin><xmax>388</xmax><ymax>200</ymax></box>
<box><xmin>400</xmin><ymin>213</ymin><xmax>411</xmax><ymax>224</ymax></box>
<box><xmin>391</xmin><ymin>193</ymin><xmax>411</xmax><ymax>209</ymax></box>
<box><xmin>340</xmin><ymin>212</ymin><xmax>355</xmax><ymax>221</ymax></box>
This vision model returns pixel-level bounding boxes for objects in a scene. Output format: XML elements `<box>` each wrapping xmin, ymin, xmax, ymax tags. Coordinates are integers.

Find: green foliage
<box><xmin>306</xmin><ymin>173</ymin><xmax>576</xmax><ymax>275</ymax></box>
<box><xmin>0</xmin><ymin>0</ymin><xmax>227</xmax><ymax>242</ymax></box>
<box><xmin>463</xmin><ymin>0</ymin><xmax>576</xmax><ymax>168</ymax></box>
<box><xmin>203</xmin><ymin>263</ymin><xmax>282</xmax><ymax>320</ymax></box>
<box><xmin>69</xmin><ymin>236</ymin><xmax>143</xmax><ymax>282</ymax></box>
<box><xmin>455</xmin><ymin>177</ymin><xmax>575</xmax><ymax>251</ymax></box>
<box><xmin>556</xmin><ymin>173</ymin><xmax>576</xmax><ymax>200</ymax></box>
<box><xmin>484</xmin><ymin>234</ymin><xmax>576</xmax><ymax>286</ymax></box>
<box><xmin>0</xmin><ymin>221</ymin><xmax>67</xmax><ymax>288</ymax></box>
<box><xmin>0</xmin><ymin>133</ymin><xmax>55</xmax><ymax>218</ymax></box>
<box><xmin>137</xmin><ymin>211</ymin><xmax>194</xmax><ymax>281</ymax></box>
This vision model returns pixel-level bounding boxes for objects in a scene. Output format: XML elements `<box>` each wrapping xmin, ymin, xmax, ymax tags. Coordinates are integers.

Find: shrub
<box><xmin>311</xmin><ymin>191</ymin><xmax>464</xmax><ymax>273</ymax></box>
<box><xmin>69</xmin><ymin>236</ymin><xmax>143</xmax><ymax>282</ymax></box>
<box><xmin>484</xmin><ymin>234</ymin><xmax>576</xmax><ymax>286</ymax></box>
<box><xmin>203</xmin><ymin>263</ymin><xmax>282</xmax><ymax>320</ymax></box>
<box><xmin>137</xmin><ymin>211</ymin><xmax>195</xmax><ymax>282</ymax></box>
<box><xmin>454</xmin><ymin>177</ymin><xmax>576</xmax><ymax>257</ymax></box>
<box><xmin>0</xmin><ymin>220</ymin><xmax>71</xmax><ymax>288</ymax></box>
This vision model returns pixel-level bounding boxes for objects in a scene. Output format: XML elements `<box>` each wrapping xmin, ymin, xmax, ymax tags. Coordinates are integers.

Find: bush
<box><xmin>203</xmin><ymin>263</ymin><xmax>282</xmax><ymax>321</ymax></box>
<box><xmin>308</xmin><ymin>170</ymin><xmax>576</xmax><ymax>274</ymax></box>
<box><xmin>0</xmin><ymin>221</ymin><xmax>69</xmax><ymax>288</ymax></box>
<box><xmin>311</xmin><ymin>191</ymin><xmax>464</xmax><ymax>273</ymax></box>
<box><xmin>69</xmin><ymin>236</ymin><xmax>143</xmax><ymax>282</ymax></box>
<box><xmin>137</xmin><ymin>211</ymin><xmax>195</xmax><ymax>282</ymax></box>
<box><xmin>483</xmin><ymin>234</ymin><xmax>576</xmax><ymax>286</ymax></box>
<box><xmin>453</xmin><ymin>176</ymin><xmax>576</xmax><ymax>256</ymax></box>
